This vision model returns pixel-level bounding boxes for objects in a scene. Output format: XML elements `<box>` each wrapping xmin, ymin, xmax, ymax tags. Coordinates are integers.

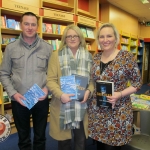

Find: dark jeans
<box><xmin>58</xmin><ymin>121</ymin><xmax>86</xmax><ymax>150</ymax></box>
<box><xmin>11</xmin><ymin>98</ymin><xmax>49</xmax><ymax>150</ymax></box>
<box><xmin>97</xmin><ymin>141</ymin><xmax>122</xmax><ymax>150</ymax></box>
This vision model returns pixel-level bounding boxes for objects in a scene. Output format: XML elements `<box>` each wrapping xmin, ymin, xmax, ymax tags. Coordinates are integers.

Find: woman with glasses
<box><xmin>46</xmin><ymin>24</ymin><xmax>94</xmax><ymax>150</ymax></box>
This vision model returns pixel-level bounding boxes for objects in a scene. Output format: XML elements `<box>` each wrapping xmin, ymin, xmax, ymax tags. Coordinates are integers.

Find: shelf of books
<box><xmin>120</xmin><ymin>31</ymin><xmax>130</xmax><ymax>51</ymax></box>
<box><xmin>130</xmin><ymin>34</ymin><xmax>138</xmax><ymax>60</ymax></box>
<box><xmin>76</xmin><ymin>0</ymin><xmax>99</xmax><ymax>20</ymax></box>
<box><xmin>76</xmin><ymin>15</ymin><xmax>97</xmax><ymax>55</ymax></box>
<box><xmin>42</xmin><ymin>8</ymin><xmax>75</xmax><ymax>51</ymax></box>
<box><xmin>137</xmin><ymin>37</ymin><xmax>144</xmax><ymax>79</ymax></box>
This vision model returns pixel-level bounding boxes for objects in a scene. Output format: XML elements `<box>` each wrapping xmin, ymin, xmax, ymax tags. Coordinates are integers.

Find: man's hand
<box><xmin>13</xmin><ymin>93</ymin><xmax>26</xmax><ymax>106</ymax></box>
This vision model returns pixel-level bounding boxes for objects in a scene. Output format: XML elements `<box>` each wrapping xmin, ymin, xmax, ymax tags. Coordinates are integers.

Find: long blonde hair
<box><xmin>58</xmin><ymin>24</ymin><xmax>86</xmax><ymax>51</ymax></box>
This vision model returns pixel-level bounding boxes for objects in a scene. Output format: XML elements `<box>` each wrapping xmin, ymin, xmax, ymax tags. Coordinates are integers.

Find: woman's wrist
<box><xmin>120</xmin><ymin>91</ymin><xmax>122</xmax><ymax>99</ymax></box>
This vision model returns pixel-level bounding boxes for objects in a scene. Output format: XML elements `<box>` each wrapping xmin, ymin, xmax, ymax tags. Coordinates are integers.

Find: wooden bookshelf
<box><xmin>76</xmin><ymin>0</ymin><xmax>99</xmax><ymax>20</ymax></box>
<box><xmin>41</xmin><ymin>0</ymin><xmax>75</xmax><ymax>13</ymax></box>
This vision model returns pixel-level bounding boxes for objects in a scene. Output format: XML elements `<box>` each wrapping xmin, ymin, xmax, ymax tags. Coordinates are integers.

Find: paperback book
<box><xmin>60</xmin><ymin>75</ymin><xmax>88</xmax><ymax>101</ymax></box>
<box><xmin>60</xmin><ymin>75</ymin><xmax>77</xmax><ymax>100</ymax></box>
<box><xmin>96</xmin><ymin>80</ymin><xmax>114</xmax><ymax>109</ymax></box>
<box><xmin>21</xmin><ymin>84</ymin><xmax>45</xmax><ymax>109</ymax></box>
<box><xmin>74</xmin><ymin>74</ymin><xmax>88</xmax><ymax>101</ymax></box>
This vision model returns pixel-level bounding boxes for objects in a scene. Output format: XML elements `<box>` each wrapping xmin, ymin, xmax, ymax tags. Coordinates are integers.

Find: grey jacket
<box><xmin>0</xmin><ymin>34</ymin><xmax>53</xmax><ymax>99</ymax></box>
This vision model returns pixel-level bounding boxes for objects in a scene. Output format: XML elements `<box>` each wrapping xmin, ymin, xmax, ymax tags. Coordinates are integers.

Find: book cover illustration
<box><xmin>21</xmin><ymin>84</ymin><xmax>45</xmax><ymax>109</ymax></box>
<box><xmin>96</xmin><ymin>80</ymin><xmax>114</xmax><ymax>109</ymax></box>
<box><xmin>86</xmin><ymin>27</ymin><xmax>94</xmax><ymax>38</ymax></box>
<box><xmin>75</xmin><ymin>75</ymin><xmax>88</xmax><ymax>101</ymax></box>
<box><xmin>7</xmin><ymin>19</ymin><xmax>16</xmax><ymax>29</ymax></box>
<box><xmin>60</xmin><ymin>75</ymin><xmax>77</xmax><ymax>100</ymax></box>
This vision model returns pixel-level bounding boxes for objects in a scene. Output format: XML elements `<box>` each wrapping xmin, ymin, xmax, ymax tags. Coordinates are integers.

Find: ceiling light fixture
<box><xmin>140</xmin><ymin>0</ymin><xmax>149</xmax><ymax>4</ymax></box>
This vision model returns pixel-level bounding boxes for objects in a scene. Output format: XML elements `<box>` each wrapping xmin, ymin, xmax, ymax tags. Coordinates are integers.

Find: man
<box><xmin>0</xmin><ymin>12</ymin><xmax>53</xmax><ymax>150</ymax></box>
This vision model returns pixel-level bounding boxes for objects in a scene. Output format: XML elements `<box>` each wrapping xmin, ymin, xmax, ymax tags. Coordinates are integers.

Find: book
<box><xmin>60</xmin><ymin>75</ymin><xmax>88</xmax><ymax>101</ymax></box>
<box><xmin>60</xmin><ymin>75</ymin><xmax>77</xmax><ymax>100</ymax></box>
<box><xmin>74</xmin><ymin>74</ymin><xmax>88</xmax><ymax>101</ymax></box>
<box><xmin>86</xmin><ymin>27</ymin><xmax>94</xmax><ymax>38</ymax></box>
<box><xmin>96</xmin><ymin>80</ymin><xmax>114</xmax><ymax>109</ymax></box>
<box><xmin>21</xmin><ymin>84</ymin><xmax>46</xmax><ymax>109</ymax></box>
<box><xmin>7</xmin><ymin>19</ymin><xmax>16</xmax><ymax>29</ymax></box>
<box><xmin>46</xmin><ymin>23</ymin><xmax>52</xmax><ymax>33</ymax></box>
<box><xmin>80</xmin><ymin>27</ymin><xmax>87</xmax><ymax>37</ymax></box>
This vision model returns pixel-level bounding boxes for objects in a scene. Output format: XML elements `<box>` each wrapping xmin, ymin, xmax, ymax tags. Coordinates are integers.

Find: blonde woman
<box><xmin>46</xmin><ymin>24</ymin><xmax>94</xmax><ymax>150</ymax></box>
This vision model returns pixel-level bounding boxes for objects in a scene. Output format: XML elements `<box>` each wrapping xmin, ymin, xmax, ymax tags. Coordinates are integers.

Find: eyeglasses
<box><xmin>66</xmin><ymin>35</ymin><xmax>79</xmax><ymax>40</ymax></box>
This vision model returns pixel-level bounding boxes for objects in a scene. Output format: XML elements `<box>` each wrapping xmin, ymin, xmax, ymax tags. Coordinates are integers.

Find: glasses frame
<box><xmin>66</xmin><ymin>35</ymin><xmax>79</xmax><ymax>40</ymax></box>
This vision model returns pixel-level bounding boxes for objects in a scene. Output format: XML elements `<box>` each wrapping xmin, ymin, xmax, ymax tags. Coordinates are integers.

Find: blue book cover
<box><xmin>96</xmin><ymin>80</ymin><xmax>114</xmax><ymax>109</ymax></box>
<box><xmin>60</xmin><ymin>75</ymin><xmax>77</xmax><ymax>100</ymax></box>
<box><xmin>74</xmin><ymin>75</ymin><xmax>88</xmax><ymax>101</ymax></box>
<box><xmin>21</xmin><ymin>84</ymin><xmax>46</xmax><ymax>109</ymax></box>
<box><xmin>7</xmin><ymin>19</ymin><xmax>16</xmax><ymax>29</ymax></box>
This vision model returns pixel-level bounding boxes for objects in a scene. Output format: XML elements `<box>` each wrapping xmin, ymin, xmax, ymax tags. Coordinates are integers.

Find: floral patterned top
<box><xmin>88</xmin><ymin>50</ymin><xmax>142</xmax><ymax>146</ymax></box>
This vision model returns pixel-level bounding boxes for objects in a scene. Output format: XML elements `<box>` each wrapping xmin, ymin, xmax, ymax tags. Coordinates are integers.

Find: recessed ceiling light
<box><xmin>140</xmin><ymin>0</ymin><xmax>149</xmax><ymax>4</ymax></box>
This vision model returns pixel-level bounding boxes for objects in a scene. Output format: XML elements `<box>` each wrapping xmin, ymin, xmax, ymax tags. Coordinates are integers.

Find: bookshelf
<box><xmin>41</xmin><ymin>0</ymin><xmax>75</xmax><ymax>13</ymax></box>
<box><xmin>76</xmin><ymin>15</ymin><xmax>97</xmax><ymax>55</ymax></box>
<box><xmin>120</xmin><ymin>31</ymin><xmax>130</xmax><ymax>51</ymax></box>
<box><xmin>137</xmin><ymin>37</ymin><xmax>145</xmax><ymax>79</ymax></box>
<box><xmin>130</xmin><ymin>34</ymin><xmax>138</xmax><ymax>60</ymax></box>
<box><xmin>76</xmin><ymin>0</ymin><xmax>99</xmax><ymax>20</ymax></box>
<box><xmin>41</xmin><ymin>7</ymin><xmax>75</xmax><ymax>50</ymax></box>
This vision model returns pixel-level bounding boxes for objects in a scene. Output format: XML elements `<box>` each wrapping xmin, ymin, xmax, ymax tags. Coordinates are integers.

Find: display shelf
<box><xmin>41</xmin><ymin>0</ymin><xmax>75</xmax><ymax>13</ymax></box>
<box><xmin>120</xmin><ymin>31</ymin><xmax>130</xmax><ymax>51</ymax></box>
<box><xmin>130</xmin><ymin>34</ymin><xmax>138</xmax><ymax>60</ymax></box>
<box><xmin>137</xmin><ymin>37</ymin><xmax>144</xmax><ymax>78</ymax></box>
<box><xmin>76</xmin><ymin>15</ymin><xmax>97</xmax><ymax>52</ymax></box>
<box><xmin>76</xmin><ymin>0</ymin><xmax>99</xmax><ymax>20</ymax></box>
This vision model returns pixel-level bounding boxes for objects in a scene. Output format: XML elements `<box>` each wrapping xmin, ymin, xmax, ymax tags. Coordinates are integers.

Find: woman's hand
<box><xmin>38</xmin><ymin>87</ymin><xmax>48</xmax><ymax>101</ymax></box>
<box><xmin>80</xmin><ymin>90</ymin><xmax>91</xmax><ymax>103</ymax></box>
<box><xmin>107</xmin><ymin>92</ymin><xmax>121</xmax><ymax>108</ymax></box>
<box><xmin>60</xmin><ymin>93</ymin><xmax>74</xmax><ymax>103</ymax></box>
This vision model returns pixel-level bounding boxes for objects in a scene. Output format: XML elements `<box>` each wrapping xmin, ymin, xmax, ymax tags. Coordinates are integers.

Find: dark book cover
<box><xmin>21</xmin><ymin>84</ymin><xmax>45</xmax><ymax>110</ymax></box>
<box><xmin>60</xmin><ymin>75</ymin><xmax>77</xmax><ymax>100</ymax></box>
<box><xmin>96</xmin><ymin>80</ymin><xmax>114</xmax><ymax>109</ymax></box>
<box><xmin>75</xmin><ymin>75</ymin><xmax>88</xmax><ymax>102</ymax></box>
<box><xmin>60</xmin><ymin>75</ymin><xmax>88</xmax><ymax>101</ymax></box>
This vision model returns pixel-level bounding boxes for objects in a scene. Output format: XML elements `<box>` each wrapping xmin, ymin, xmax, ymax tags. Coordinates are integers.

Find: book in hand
<box><xmin>60</xmin><ymin>75</ymin><xmax>77</xmax><ymax>100</ymax></box>
<box><xmin>96</xmin><ymin>80</ymin><xmax>114</xmax><ymax>109</ymax></box>
<box><xmin>21</xmin><ymin>84</ymin><xmax>46</xmax><ymax>110</ymax></box>
<box><xmin>74</xmin><ymin>74</ymin><xmax>88</xmax><ymax>101</ymax></box>
<box><xmin>60</xmin><ymin>75</ymin><xmax>88</xmax><ymax>101</ymax></box>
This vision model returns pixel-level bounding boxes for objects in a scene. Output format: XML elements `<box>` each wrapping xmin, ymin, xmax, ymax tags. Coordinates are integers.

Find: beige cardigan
<box><xmin>46</xmin><ymin>51</ymin><xmax>94</xmax><ymax>140</ymax></box>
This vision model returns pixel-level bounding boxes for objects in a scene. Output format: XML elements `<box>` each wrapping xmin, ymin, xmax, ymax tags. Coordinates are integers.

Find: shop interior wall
<box><xmin>100</xmin><ymin>3</ymin><xmax>139</xmax><ymax>35</ymax></box>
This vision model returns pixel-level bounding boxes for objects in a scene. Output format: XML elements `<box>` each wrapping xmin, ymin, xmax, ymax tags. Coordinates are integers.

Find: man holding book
<box><xmin>0</xmin><ymin>12</ymin><xmax>53</xmax><ymax>150</ymax></box>
<box><xmin>88</xmin><ymin>23</ymin><xmax>142</xmax><ymax>150</ymax></box>
<box><xmin>46</xmin><ymin>24</ymin><xmax>94</xmax><ymax>150</ymax></box>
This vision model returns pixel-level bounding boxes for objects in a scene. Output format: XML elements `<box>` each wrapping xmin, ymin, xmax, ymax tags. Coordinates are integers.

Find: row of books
<box><xmin>42</xmin><ymin>23</ymin><xmax>66</xmax><ymax>34</ymax></box>
<box><xmin>46</xmin><ymin>39</ymin><xmax>92</xmax><ymax>51</ymax></box>
<box><xmin>0</xmin><ymin>16</ymin><xmax>20</xmax><ymax>30</ymax></box>
<box><xmin>42</xmin><ymin>23</ymin><xmax>95</xmax><ymax>39</ymax></box>
<box><xmin>1</xmin><ymin>36</ymin><xmax>18</xmax><ymax>44</ymax></box>
<box><xmin>79</xmin><ymin>27</ymin><xmax>95</xmax><ymax>38</ymax></box>
<box><xmin>46</xmin><ymin>39</ymin><xmax>61</xmax><ymax>51</ymax></box>
<box><xmin>121</xmin><ymin>37</ymin><xmax>129</xmax><ymax>44</ymax></box>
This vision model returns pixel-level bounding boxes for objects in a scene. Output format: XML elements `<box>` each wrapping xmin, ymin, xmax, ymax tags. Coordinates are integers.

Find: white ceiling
<box><xmin>106</xmin><ymin>0</ymin><xmax>150</xmax><ymax>23</ymax></box>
